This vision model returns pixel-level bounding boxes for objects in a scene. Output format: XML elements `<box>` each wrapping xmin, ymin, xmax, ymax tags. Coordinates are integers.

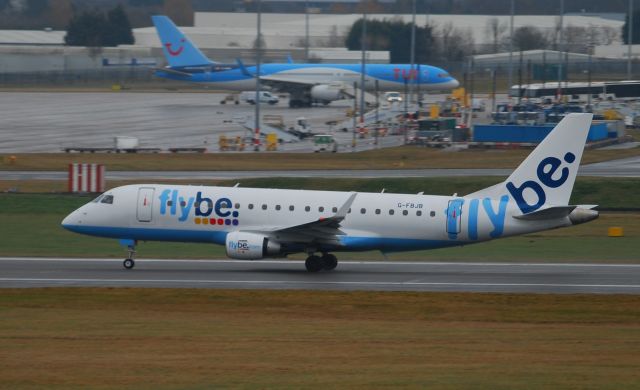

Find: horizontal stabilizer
<box><xmin>513</xmin><ymin>206</ymin><xmax>576</xmax><ymax>221</ymax></box>
<box><xmin>236</xmin><ymin>59</ymin><xmax>253</xmax><ymax>77</ymax></box>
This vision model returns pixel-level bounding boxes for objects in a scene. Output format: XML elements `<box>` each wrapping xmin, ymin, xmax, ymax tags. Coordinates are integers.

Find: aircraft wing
<box><xmin>236</xmin><ymin>59</ymin><xmax>316</xmax><ymax>87</ymax></box>
<box><xmin>257</xmin><ymin>192</ymin><xmax>357</xmax><ymax>246</ymax></box>
<box><xmin>154</xmin><ymin>67</ymin><xmax>192</xmax><ymax>77</ymax></box>
<box><xmin>260</xmin><ymin>74</ymin><xmax>317</xmax><ymax>86</ymax></box>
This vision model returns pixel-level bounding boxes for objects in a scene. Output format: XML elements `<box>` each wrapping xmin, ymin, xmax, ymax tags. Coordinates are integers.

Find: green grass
<box><xmin>2</xmin><ymin>145</ymin><xmax>639</xmax><ymax>172</ymax></box>
<box><xmin>4</xmin><ymin>176</ymin><xmax>640</xmax><ymax>208</ymax></box>
<box><xmin>1</xmin><ymin>289</ymin><xmax>640</xmax><ymax>389</ymax></box>
<box><xmin>0</xmin><ymin>177</ymin><xmax>638</xmax><ymax>262</ymax></box>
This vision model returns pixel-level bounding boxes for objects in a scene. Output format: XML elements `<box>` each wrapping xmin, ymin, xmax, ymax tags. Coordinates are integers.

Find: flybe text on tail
<box><xmin>506</xmin><ymin>152</ymin><xmax>576</xmax><ymax>214</ymax></box>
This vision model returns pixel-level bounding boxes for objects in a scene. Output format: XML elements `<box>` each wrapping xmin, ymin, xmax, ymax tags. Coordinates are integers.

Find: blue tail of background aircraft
<box><xmin>152</xmin><ymin>15</ymin><xmax>213</xmax><ymax>68</ymax></box>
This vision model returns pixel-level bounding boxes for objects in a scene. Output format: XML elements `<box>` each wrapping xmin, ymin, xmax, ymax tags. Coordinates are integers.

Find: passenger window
<box><xmin>167</xmin><ymin>200</ymin><xmax>173</xmax><ymax>207</ymax></box>
<box><xmin>262</xmin><ymin>204</ymin><xmax>267</xmax><ymax>210</ymax></box>
<box><xmin>375</xmin><ymin>209</ymin><xmax>381</xmax><ymax>215</ymax></box>
<box><xmin>289</xmin><ymin>205</ymin><xmax>295</xmax><ymax>211</ymax></box>
<box><xmin>305</xmin><ymin>206</ymin><xmax>311</xmax><ymax>212</ymax></box>
<box><xmin>389</xmin><ymin>209</ymin><xmax>395</xmax><ymax>215</ymax></box>
<box><xmin>430</xmin><ymin>211</ymin><xmax>436</xmax><ymax>217</ymax></box>
<box><xmin>360</xmin><ymin>208</ymin><xmax>366</xmax><ymax>214</ymax></box>
<box><xmin>101</xmin><ymin>195</ymin><xmax>114</xmax><ymax>204</ymax></box>
<box><xmin>348</xmin><ymin>208</ymin><xmax>351</xmax><ymax>213</ymax></box>
<box><xmin>319</xmin><ymin>206</ymin><xmax>324</xmax><ymax>212</ymax></box>
<box><xmin>276</xmin><ymin>205</ymin><xmax>281</xmax><ymax>211</ymax></box>
<box><xmin>416</xmin><ymin>210</ymin><xmax>422</xmax><ymax>216</ymax></box>
<box><xmin>402</xmin><ymin>210</ymin><xmax>408</xmax><ymax>216</ymax></box>
<box><xmin>332</xmin><ymin>207</ymin><xmax>338</xmax><ymax>213</ymax></box>
<box><xmin>234</xmin><ymin>203</ymin><xmax>240</xmax><ymax>209</ymax></box>
<box><xmin>248</xmin><ymin>204</ymin><xmax>254</xmax><ymax>210</ymax></box>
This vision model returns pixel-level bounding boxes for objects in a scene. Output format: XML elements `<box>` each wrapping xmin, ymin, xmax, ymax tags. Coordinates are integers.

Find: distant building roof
<box><xmin>0</xmin><ymin>30</ymin><xmax>65</xmax><ymax>46</ymax></box>
<box><xmin>473</xmin><ymin>49</ymin><xmax>618</xmax><ymax>67</ymax></box>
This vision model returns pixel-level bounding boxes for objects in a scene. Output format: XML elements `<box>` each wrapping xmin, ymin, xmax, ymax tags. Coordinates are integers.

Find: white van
<box><xmin>240</xmin><ymin>91</ymin><xmax>279</xmax><ymax>105</ymax></box>
<box><xmin>313</xmin><ymin>134</ymin><xmax>338</xmax><ymax>152</ymax></box>
<box><xmin>384</xmin><ymin>91</ymin><xmax>403</xmax><ymax>103</ymax></box>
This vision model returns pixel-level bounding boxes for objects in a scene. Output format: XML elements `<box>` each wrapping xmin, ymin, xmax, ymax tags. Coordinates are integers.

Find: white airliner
<box><xmin>152</xmin><ymin>15</ymin><xmax>459</xmax><ymax>107</ymax></box>
<box><xmin>62</xmin><ymin>114</ymin><xmax>598</xmax><ymax>272</ymax></box>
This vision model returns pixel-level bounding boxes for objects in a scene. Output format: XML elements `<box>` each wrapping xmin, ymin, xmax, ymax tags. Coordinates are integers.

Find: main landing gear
<box><xmin>123</xmin><ymin>244</ymin><xmax>136</xmax><ymax>270</ymax></box>
<box><xmin>305</xmin><ymin>253</ymin><xmax>338</xmax><ymax>272</ymax></box>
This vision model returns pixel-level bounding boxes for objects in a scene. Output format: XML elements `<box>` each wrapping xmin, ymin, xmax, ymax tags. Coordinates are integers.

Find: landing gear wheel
<box><xmin>322</xmin><ymin>253</ymin><xmax>338</xmax><ymax>271</ymax></box>
<box><xmin>123</xmin><ymin>258</ymin><xmax>135</xmax><ymax>269</ymax></box>
<box><xmin>305</xmin><ymin>255</ymin><xmax>324</xmax><ymax>272</ymax></box>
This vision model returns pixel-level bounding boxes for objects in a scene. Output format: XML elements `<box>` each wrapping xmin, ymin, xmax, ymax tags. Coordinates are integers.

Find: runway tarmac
<box><xmin>1</xmin><ymin>257</ymin><xmax>639</xmax><ymax>294</ymax></box>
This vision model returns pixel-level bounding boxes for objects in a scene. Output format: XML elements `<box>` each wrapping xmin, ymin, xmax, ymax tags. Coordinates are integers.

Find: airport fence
<box><xmin>1</xmin><ymin>60</ymin><xmax>639</xmax><ymax>92</ymax></box>
<box><xmin>460</xmin><ymin>60</ymin><xmax>640</xmax><ymax>93</ymax></box>
<box><xmin>0</xmin><ymin>68</ymin><xmax>165</xmax><ymax>88</ymax></box>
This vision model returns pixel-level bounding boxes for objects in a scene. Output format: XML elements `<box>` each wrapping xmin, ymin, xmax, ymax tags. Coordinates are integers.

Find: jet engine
<box><xmin>225</xmin><ymin>231</ymin><xmax>282</xmax><ymax>260</ymax></box>
<box><xmin>310</xmin><ymin>84</ymin><xmax>346</xmax><ymax>103</ymax></box>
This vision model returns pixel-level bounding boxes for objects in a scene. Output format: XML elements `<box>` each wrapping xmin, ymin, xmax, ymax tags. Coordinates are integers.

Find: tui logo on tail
<box><xmin>165</xmin><ymin>39</ymin><xmax>185</xmax><ymax>56</ymax></box>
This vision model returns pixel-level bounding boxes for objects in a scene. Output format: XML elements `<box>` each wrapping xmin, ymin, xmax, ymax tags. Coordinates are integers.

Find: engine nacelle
<box><xmin>225</xmin><ymin>231</ymin><xmax>281</xmax><ymax>260</ymax></box>
<box><xmin>310</xmin><ymin>84</ymin><xmax>345</xmax><ymax>102</ymax></box>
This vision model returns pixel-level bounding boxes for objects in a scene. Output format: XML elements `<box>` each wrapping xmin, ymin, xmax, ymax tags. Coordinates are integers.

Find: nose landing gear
<box><xmin>123</xmin><ymin>243</ymin><xmax>136</xmax><ymax>270</ymax></box>
<box><xmin>305</xmin><ymin>253</ymin><xmax>338</xmax><ymax>272</ymax></box>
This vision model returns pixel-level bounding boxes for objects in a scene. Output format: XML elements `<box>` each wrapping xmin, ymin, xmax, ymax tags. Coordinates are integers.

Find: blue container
<box><xmin>473</xmin><ymin>123</ymin><xmax>608</xmax><ymax>143</ymax></box>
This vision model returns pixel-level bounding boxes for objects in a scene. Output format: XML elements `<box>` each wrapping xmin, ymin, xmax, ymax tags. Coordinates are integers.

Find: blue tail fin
<box><xmin>152</xmin><ymin>15</ymin><xmax>212</xmax><ymax>68</ymax></box>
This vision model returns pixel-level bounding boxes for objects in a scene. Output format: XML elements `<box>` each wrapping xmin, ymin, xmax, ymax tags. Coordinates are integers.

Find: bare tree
<box><xmin>50</xmin><ymin>0</ymin><xmax>73</xmax><ymax>29</ymax></box>
<box><xmin>163</xmin><ymin>0</ymin><xmax>194</xmax><ymax>26</ymax></box>
<box><xmin>485</xmin><ymin>17</ymin><xmax>507</xmax><ymax>53</ymax></box>
<box><xmin>513</xmin><ymin>25</ymin><xmax>548</xmax><ymax>51</ymax></box>
<box><xmin>600</xmin><ymin>26</ymin><xmax>620</xmax><ymax>45</ymax></box>
<box><xmin>437</xmin><ymin>22</ymin><xmax>474</xmax><ymax>61</ymax></box>
<box><xmin>327</xmin><ymin>25</ymin><xmax>344</xmax><ymax>47</ymax></box>
<box><xmin>564</xmin><ymin>24</ymin><xmax>590</xmax><ymax>52</ymax></box>
<box><xmin>547</xmin><ymin>16</ymin><xmax>562</xmax><ymax>51</ymax></box>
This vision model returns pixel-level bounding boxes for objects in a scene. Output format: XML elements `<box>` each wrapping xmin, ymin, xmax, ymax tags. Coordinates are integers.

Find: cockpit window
<box><xmin>92</xmin><ymin>194</ymin><xmax>104</xmax><ymax>203</ymax></box>
<box><xmin>100</xmin><ymin>195</ymin><xmax>114</xmax><ymax>204</ymax></box>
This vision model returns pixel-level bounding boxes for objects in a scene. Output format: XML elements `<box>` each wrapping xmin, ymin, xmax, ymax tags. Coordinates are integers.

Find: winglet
<box><xmin>236</xmin><ymin>58</ymin><xmax>252</xmax><ymax>77</ymax></box>
<box><xmin>335</xmin><ymin>192</ymin><xmax>357</xmax><ymax>220</ymax></box>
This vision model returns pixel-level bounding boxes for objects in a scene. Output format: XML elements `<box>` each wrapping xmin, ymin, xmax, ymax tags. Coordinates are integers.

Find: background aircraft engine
<box><xmin>310</xmin><ymin>84</ymin><xmax>345</xmax><ymax>102</ymax></box>
<box><xmin>225</xmin><ymin>231</ymin><xmax>282</xmax><ymax>260</ymax></box>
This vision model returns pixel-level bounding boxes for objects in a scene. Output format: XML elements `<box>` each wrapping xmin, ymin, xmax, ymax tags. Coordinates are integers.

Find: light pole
<box><xmin>254</xmin><ymin>0</ymin><xmax>262</xmax><ymax>151</ymax></box>
<box><xmin>409</xmin><ymin>0</ymin><xmax>416</xmax><ymax>105</ymax></box>
<box><xmin>588</xmin><ymin>46</ymin><xmax>593</xmax><ymax>109</ymax></box>
<box><xmin>352</xmin><ymin>81</ymin><xmax>357</xmax><ymax>150</ymax></box>
<box><xmin>375</xmin><ymin>79</ymin><xmax>379</xmax><ymax>146</ymax></box>
<box><xmin>305</xmin><ymin>0</ymin><xmax>309</xmax><ymax>62</ymax></box>
<box><xmin>508</xmin><ymin>0</ymin><xmax>515</xmax><ymax>89</ymax></box>
<box><xmin>628</xmin><ymin>0</ymin><xmax>634</xmax><ymax>80</ymax></box>
<box><xmin>359</xmin><ymin>11</ymin><xmax>367</xmax><ymax>145</ymax></box>
<box><xmin>557</xmin><ymin>0</ymin><xmax>564</xmax><ymax>102</ymax></box>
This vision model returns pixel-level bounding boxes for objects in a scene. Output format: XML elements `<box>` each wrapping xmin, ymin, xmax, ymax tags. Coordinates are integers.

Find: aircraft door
<box><xmin>137</xmin><ymin>187</ymin><xmax>155</xmax><ymax>222</ymax></box>
<box><xmin>446</xmin><ymin>199</ymin><xmax>464</xmax><ymax>238</ymax></box>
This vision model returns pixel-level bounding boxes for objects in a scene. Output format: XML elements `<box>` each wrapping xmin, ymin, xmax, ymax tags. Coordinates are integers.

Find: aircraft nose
<box><xmin>61</xmin><ymin>209</ymin><xmax>83</xmax><ymax>231</ymax></box>
<box><xmin>449</xmin><ymin>78</ymin><xmax>460</xmax><ymax>89</ymax></box>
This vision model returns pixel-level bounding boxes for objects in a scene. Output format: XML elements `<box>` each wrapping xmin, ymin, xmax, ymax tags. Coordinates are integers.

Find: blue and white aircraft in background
<box><xmin>151</xmin><ymin>15</ymin><xmax>459</xmax><ymax>107</ymax></box>
<box><xmin>62</xmin><ymin>114</ymin><xmax>598</xmax><ymax>272</ymax></box>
